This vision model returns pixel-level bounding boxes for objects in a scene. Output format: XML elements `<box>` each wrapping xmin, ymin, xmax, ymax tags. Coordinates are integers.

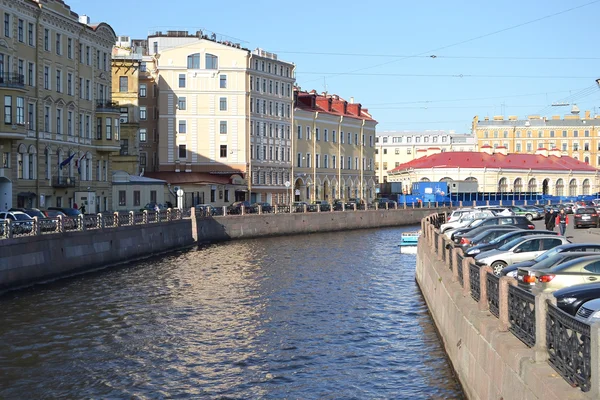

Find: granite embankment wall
<box><xmin>415</xmin><ymin>220</ymin><xmax>593</xmax><ymax>400</ymax></box>
<box><xmin>0</xmin><ymin>207</ymin><xmax>447</xmax><ymax>291</ymax></box>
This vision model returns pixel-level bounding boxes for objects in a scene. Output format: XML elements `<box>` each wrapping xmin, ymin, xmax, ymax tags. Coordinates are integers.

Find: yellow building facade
<box><xmin>472</xmin><ymin>109</ymin><xmax>600</xmax><ymax>167</ymax></box>
<box><xmin>293</xmin><ymin>90</ymin><xmax>377</xmax><ymax>203</ymax></box>
<box><xmin>0</xmin><ymin>0</ymin><xmax>117</xmax><ymax>212</ymax></box>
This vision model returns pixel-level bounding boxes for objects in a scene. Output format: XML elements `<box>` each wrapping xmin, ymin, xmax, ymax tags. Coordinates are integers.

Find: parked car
<box><xmin>10</xmin><ymin>207</ymin><xmax>57</xmax><ymax>232</ymax></box>
<box><xmin>501</xmin><ymin>242</ymin><xmax>600</xmax><ymax>277</ymax></box>
<box><xmin>440</xmin><ymin>210</ymin><xmax>495</xmax><ymax>234</ymax></box>
<box><xmin>553</xmin><ymin>282</ymin><xmax>600</xmax><ymax>316</ymax></box>
<box><xmin>344</xmin><ymin>198</ymin><xmax>362</xmax><ymax>210</ymax></box>
<box><xmin>48</xmin><ymin>207</ymin><xmax>82</xmax><ymax>217</ymax></box>
<box><xmin>228</xmin><ymin>201</ymin><xmax>253</xmax><ymax>215</ymax></box>
<box><xmin>196</xmin><ymin>204</ymin><xmax>220</xmax><ymax>216</ymax></box>
<box><xmin>514</xmin><ymin>252</ymin><xmax>600</xmax><ymax>285</ymax></box>
<box><xmin>331</xmin><ymin>199</ymin><xmax>345</xmax><ymax>211</ymax></box>
<box><xmin>523</xmin><ymin>255</ymin><xmax>600</xmax><ymax>293</ymax></box>
<box><xmin>311</xmin><ymin>201</ymin><xmax>331</xmax><ymax>212</ymax></box>
<box><xmin>573</xmin><ymin>207</ymin><xmax>600</xmax><ymax>228</ymax></box>
<box><xmin>251</xmin><ymin>202</ymin><xmax>273</xmax><ymax>213</ymax></box>
<box><xmin>0</xmin><ymin>211</ymin><xmax>35</xmax><ymax>235</ymax></box>
<box><xmin>140</xmin><ymin>203</ymin><xmax>168</xmax><ymax>212</ymax></box>
<box><xmin>374</xmin><ymin>198</ymin><xmax>397</xmax><ymax>209</ymax></box>
<box><xmin>456</xmin><ymin>226</ymin><xmax>520</xmax><ymax>250</ymax></box>
<box><xmin>292</xmin><ymin>201</ymin><xmax>309</xmax><ymax>213</ymax></box>
<box><xmin>508</xmin><ymin>205</ymin><xmax>544</xmax><ymax>221</ymax></box>
<box><xmin>451</xmin><ymin>216</ymin><xmax>534</xmax><ymax>243</ymax></box>
<box><xmin>446</xmin><ymin>208</ymin><xmax>475</xmax><ymax>223</ymax></box>
<box><xmin>575</xmin><ymin>298</ymin><xmax>600</xmax><ymax>323</ymax></box>
<box><xmin>463</xmin><ymin>229</ymin><xmax>558</xmax><ymax>258</ymax></box>
<box><xmin>474</xmin><ymin>235</ymin><xmax>569</xmax><ymax>275</ymax></box>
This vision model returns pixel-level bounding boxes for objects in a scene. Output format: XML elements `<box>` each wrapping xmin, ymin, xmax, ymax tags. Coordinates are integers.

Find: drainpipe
<box><xmin>34</xmin><ymin>4</ymin><xmax>41</xmax><ymax>207</ymax></box>
<box><xmin>337</xmin><ymin>115</ymin><xmax>343</xmax><ymax>199</ymax></box>
<box><xmin>360</xmin><ymin>119</ymin><xmax>365</xmax><ymax>203</ymax></box>
<box><xmin>312</xmin><ymin>111</ymin><xmax>318</xmax><ymax>202</ymax></box>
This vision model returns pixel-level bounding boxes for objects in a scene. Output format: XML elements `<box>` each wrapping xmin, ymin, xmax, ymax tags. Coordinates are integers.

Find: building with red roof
<box><xmin>387</xmin><ymin>146</ymin><xmax>599</xmax><ymax>196</ymax></box>
<box><xmin>293</xmin><ymin>89</ymin><xmax>377</xmax><ymax>202</ymax></box>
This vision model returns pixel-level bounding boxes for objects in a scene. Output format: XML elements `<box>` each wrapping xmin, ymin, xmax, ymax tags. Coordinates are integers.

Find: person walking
<box><xmin>544</xmin><ymin>208</ymin><xmax>552</xmax><ymax>230</ymax></box>
<box><xmin>548</xmin><ymin>209</ymin><xmax>557</xmax><ymax>231</ymax></box>
<box><xmin>555</xmin><ymin>209</ymin><xmax>569</xmax><ymax>236</ymax></box>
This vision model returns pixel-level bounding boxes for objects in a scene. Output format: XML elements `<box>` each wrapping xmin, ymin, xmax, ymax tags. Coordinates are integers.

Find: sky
<box><xmin>69</xmin><ymin>0</ymin><xmax>600</xmax><ymax>133</ymax></box>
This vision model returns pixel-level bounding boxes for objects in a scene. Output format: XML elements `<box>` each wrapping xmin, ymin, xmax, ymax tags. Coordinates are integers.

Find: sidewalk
<box><xmin>533</xmin><ymin>218</ymin><xmax>600</xmax><ymax>243</ymax></box>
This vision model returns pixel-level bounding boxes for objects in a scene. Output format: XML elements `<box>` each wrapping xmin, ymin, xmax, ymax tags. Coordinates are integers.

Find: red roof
<box><xmin>389</xmin><ymin>152</ymin><xmax>598</xmax><ymax>173</ymax></box>
<box><xmin>295</xmin><ymin>90</ymin><xmax>375</xmax><ymax>121</ymax></box>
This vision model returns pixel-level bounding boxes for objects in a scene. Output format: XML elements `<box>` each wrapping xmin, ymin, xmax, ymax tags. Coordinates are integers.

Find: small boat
<box><xmin>400</xmin><ymin>231</ymin><xmax>421</xmax><ymax>253</ymax></box>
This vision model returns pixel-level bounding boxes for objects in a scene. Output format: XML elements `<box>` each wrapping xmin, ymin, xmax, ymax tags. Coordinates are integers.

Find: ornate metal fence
<box><xmin>486</xmin><ymin>272</ymin><xmax>500</xmax><ymax>317</ymax></box>
<box><xmin>546</xmin><ymin>302</ymin><xmax>591</xmax><ymax>392</ymax></box>
<box><xmin>469</xmin><ymin>263</ymin><xmax>481</xmax><ymax>302</ymax></box>
<box><xmin>456</xmin><ymin>254</ymin><xmax>464</xmax><ymax>287</ymax></box>
<box><xmin>508</xmin><ymin>285</ymin><xmax>536</xmax><ymax>348</ymax></box>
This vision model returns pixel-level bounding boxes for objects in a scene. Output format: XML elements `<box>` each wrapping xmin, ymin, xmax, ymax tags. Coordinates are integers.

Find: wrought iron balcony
<box><xmin>0</xmin><ymin>73</ymin><xmax>25</xmax><ymax>89</ymax></box>
<box><xmin>52</xmin><ymin>176</ymin><xmax>77</xmax><ymax>188</ymax></box>
<box><xmin>95</xmin><ymin>100</ymin><xmax>120</xmax><ymax>112</ymax></box>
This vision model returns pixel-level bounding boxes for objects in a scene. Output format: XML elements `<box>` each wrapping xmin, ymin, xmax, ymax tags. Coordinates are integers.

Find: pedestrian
<box><xmin>544</xmin><ymin>209</ymin><xmax>552</xmax><ymax>230</ymax></box>
<box><xmin>548</xmin><ymin>209</ymin><xmax>557</xmax><ymax>231</ymax></box>
<box><xmin>556</xmin><ymin>208</ymin><xmax>568</xmax><ymax>236</ymax></box>
<box><xmin>80</xmin><ymin>205</ymin><xmax>86</xmax><ymax>214</ymax></box>
<box><xmin>154</xmin><ymin>203</ymin><xmax>160</xmax><ymax>213</ymax></box>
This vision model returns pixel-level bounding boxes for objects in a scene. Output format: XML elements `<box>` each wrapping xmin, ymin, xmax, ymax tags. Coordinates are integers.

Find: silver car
<box><xmin>575</xmin><ymin>297</ymin><xmax>600</xmax><ymax>323</ymax></box>
<box><xmin>475</xmin><ymin>234</ymin><xmax>569</xmax><ymax>276</ymax></box>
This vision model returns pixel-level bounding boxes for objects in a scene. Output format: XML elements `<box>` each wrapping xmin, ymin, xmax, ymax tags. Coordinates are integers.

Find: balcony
<box><xmin>53</xmin><ymin>176</ymin><xmax>77</xmax><ymax>188</ymax></box>
<box><xmin>0</xmin><ymin>73</ymin><xmax>25</xmax><ymax>90</ymax></box>
<box><xmin>96</xmin><ymin>100</ymin><xmax>120</xmax><ymax>113</ymax></box>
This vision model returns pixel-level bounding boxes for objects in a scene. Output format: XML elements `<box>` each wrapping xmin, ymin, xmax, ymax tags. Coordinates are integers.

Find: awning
<box><xmin>17</xmin><ymin>192</ymin><xmax>36</xmax><ymax>197</ymax></box>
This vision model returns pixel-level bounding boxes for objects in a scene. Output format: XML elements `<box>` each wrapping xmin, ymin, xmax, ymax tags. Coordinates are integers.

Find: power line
<box><xmin>370</xmin><ymin>104</ymin><xmax>545</xmax><ymax>110</ymax></box>
<box><xmin>301</xmin><ymin>0</ymin><xmax>600</xmax><ymax>84</ymax></box>
<box><xmin>297</xmin><ymin>72</ymin><xmax>597</xmax><ymax>79</ymax></box>
<box><xmin>366</xmin><ymin>87</ymin><xmax>591</xmax><ymax>106</ymax></box>
<box><xmin>274</xmin><ymin>51</ymin><xmax>600</xmax><ymax>61</ymax></box>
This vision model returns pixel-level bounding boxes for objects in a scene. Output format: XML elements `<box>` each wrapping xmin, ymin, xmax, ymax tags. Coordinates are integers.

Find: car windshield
<box><xmin>26</xmin><ymin>209</ymin><xmax>45</xmax><ymax>218</ymax></box>
<box><xmin>14</xmin><ymin>213</ymin><xmax>32</xmax><ymax>221</ymax></box>
<box><xmin>498</xmin><ymin>237</ymin><xmax>527</xmax><ymax>251</ymax></box>
<box><xmin>533</xmin><ymin>247</ymin><xmax>561</xmax><ymax>262</ymax></box>
<box><xmin>532</xmin><ymin>253</ymin><xmax>571</xmax><ymax>269</ymax></box>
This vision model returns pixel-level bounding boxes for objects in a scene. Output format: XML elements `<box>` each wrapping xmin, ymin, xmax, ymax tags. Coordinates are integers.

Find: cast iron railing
<box><xmin>546</xmin><ymin>302</ymin><xmax>591</xmax><ymax>392</ymax></box>
<box><xmin>456</xmin><ymin>254</ymin><xmax>464</xmax><ymax>287</ymax></box>
<box><xmin>508</xmin><ymin>285</ymin><xmax>536</xmax><ymax>347</ymax></box>
<box><xmin>486</xmin><ymin>272</ymin><xmax>500</xmax><ymax>317</ymax></box>
<box><xmin>469</xmin><ymin>263</ymin><xmax>481</xmax><ymax>302</ymax></box>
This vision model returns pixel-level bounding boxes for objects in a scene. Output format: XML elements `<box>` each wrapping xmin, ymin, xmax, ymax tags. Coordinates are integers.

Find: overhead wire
<box><xmin>296</xmin><ymin>72</ymin><xmax>596</xmax><ymax>79</ymax></box>
<box><xmin>300</xmin><ymin>0</ymin><xmax>600</xmax><ymax>84</ymax></box>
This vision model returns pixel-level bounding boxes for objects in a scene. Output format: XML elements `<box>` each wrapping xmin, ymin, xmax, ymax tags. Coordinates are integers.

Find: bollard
<box><xmin>33</xmin><ymin>216</ymin><xmax>40</xmax><ymax>236</ymax></box>
<box><xmin>258</xmin><ymin>205</ymin><xmax>262</xmax><ymax>215</ymax></box>
<box><xmin>143</xmin><ymin>210</ymin><xmax>148</xmax><ymax>224</ymax></box>
<box><xmin>97</xmin><ymin>213</ymin><xmax>104</xmax><ymax>229</ymax></box>
<box><xmin>129</xmin><ymin>210</ymin><xmax>135</xmax><ymax>225</ymax></box>
<box><xmin>114</xmin><ymin>211</ymin><xmax>120</xmax><ymax>227</ymax></box>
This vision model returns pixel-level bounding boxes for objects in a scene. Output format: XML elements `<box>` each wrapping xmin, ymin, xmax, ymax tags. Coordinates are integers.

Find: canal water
<box><xmin>0</xmin><ymin>226</ymin><xmax>464</xmax><ymax>399</ymax></box>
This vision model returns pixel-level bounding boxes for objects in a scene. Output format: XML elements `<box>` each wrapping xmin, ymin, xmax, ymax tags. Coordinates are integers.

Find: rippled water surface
<box><xmin>0</xmin><ymin>227</ymin><xmax>464</xmax><ymax>399</ymax></box>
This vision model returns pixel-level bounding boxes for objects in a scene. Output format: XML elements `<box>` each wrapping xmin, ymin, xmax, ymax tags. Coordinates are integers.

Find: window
<box><xmin>96</xmin><ymin>117</ymin><xmax>102</xmax><ymax>139</ymax></box>
<box><xmin>18</xmin><ymin>19</ymin><xmax>23</xmax><ymax>42</ymax></box>
<box><xmin>118</xmin><ymin>191</ymin><xmax>126</xmax><ymax>206</ymax></box>
<box><xmin>67</xmin><ymin>38</ymin><xmax>72</xmax><ymax>59</ymax></box>
<box><xmin>139</xmin><ymin>128</ymin><xmax>147</xmax><ymax>142</ymax></box>
<box><xmin>106</xmin><ymin>117</ymin><xmax>112</xmax><ymax>140</ymax></box>
<box><xmin>139</xmin><ymin>84</ymin><xmax>147</xmax><ymax>97</ymax></box>
<box><xmin>140</xmin><ymin>62</ymin><xmax>147</xmax><ymax>72</ymax></box>
<box><xmin>28</xmin><ymin>103</ymin><xmax>34</xmax><ymax>129</ymax></box>
<box><xmin>139</xmin><ymin>106</ymin><xmax>147</xmax><ymax>120</ymax></box>
<box><xmin>55</xmin><ymin>69</ymin><xmax>61</xmax><ymax>92</ymax></box>
<box><xmin>120</xmin><ymin>139</ymin><xmax>129</xmax><ymax>155</ymax></box>
<box><xmin>27</xmin><ymin>62</ymin><xmax>34</xmax><ymax>86</ymax></box>
<box><xmin>132</xmin><ymin>190</ymin><xmax>141</xmax><ymax>207</ymax></box>
<box><xmin>44</xmin><ymin>66</ymin><xmax>49</xmax><ymax>89</ymax></box>
<box><xmin>562</xmin><ymin>130</ymin><xmax>567</xmax><ymax>137</ymax></box>
<box><xmin>206</xmin><ymin>54</ymin><xmax>218</xmax><ymax>69</ymax></box>
<box><xmin>178</xmin><ymin>74</ymin><xmax>185</xmax><ymax>88</ymax></box>
<box><xmin>27</xmin><ymin>23</ymin><xmax>33</xmax><ymax>46</ymax></box>
<box><xmin>55</xmin><ymin>33</ymin><xmax>61</xmax><ymax>55</ymax></box>
<box><xmin>187</xmin><ymin>53</ymin><xmax>200</xmax><ymax>69</ymax></box>
<box><xmin>220</xmin><ymin>121</ymin><xmax>227</xmax><ymax>134</ymax></box>
<box><xmin>44</xmin><ymin>28</ymin><xmax>50</xmax><ymax>51</ymax></box>
<box><xmin>86</xmin><ymin>46</ymin><xmax>90</xmax><ymax>65</ymax></box>
<box><xmin>66</xmin><ymin>111</ymin><xmax>72</xmax><ymax>135</ymax></box>
<box><xmin>220</xmin><ymin>145</ymin><xmax>227</xmax><ymax>158</ymax></box>
<box><xmin>219</xmin><ymin>97</ymin><xmax>227</xmax><ymax>111</ymax></box>
<box><xmin>178</xmin><ymin>120</ymin><xmax>186</xmax><ymax>133</ymax></box>
<box><xmin>119</xmin><ymin>76</ymin><xmax>128</xmax><ymax>92</ymax></box>
<box><xmin>3</xmin><ymin>95</ymin><xmax>11</xmax><ymax>124</ymax></box>
<box><xmin>67</xmin><ymin>73</ymin><xmax>73</xmax><ymax>96</ymax></box>
<box><xmin>56</xmin><ymin>108</ymin><xmax>62</xmax><ymax>134</ymax></box>
<box><xmin>178</xmin><ymin>144</ymin><xmax>186</xmax><ymax>159</ymax></box>
<box><xmin>220</xmin><ymin>75</ymin><xmax>227</xmax><ymax>88</ymax></box>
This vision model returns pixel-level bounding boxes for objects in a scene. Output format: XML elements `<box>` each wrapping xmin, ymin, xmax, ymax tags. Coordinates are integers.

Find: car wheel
<box><xmin>491</xmin><ymin>261</ymin><xmax>507</xmax><ymax>276</ymax></box>
<box><xmin>525</xmin><ymin>213</ymin><xmax>533</xmax><ymax>221</ymax></box>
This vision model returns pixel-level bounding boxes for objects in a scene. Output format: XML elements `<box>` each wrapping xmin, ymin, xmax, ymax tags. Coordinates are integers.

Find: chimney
<box><xmin>350</xmin><ymin>97</ymin><xmax>354</xmax><ymax>104</ymax></box>
<box><xmin>480</xmin><ymin>145</ymin><xmax>493</xmax><ymax>155</ymax></box>
<box><xmin>494</xmin><ymin>146</ymin><xmax>508</xmax><ymax>155</ymax></box>
<box><xmin>78</xmin><ymin>15</ymin><xmax>91</xmax><ymax>25</ymax></box>
<box><xmin>585</xmin><ymin>110</ymin><xmax>591</xmax><ymax>119</ymax></box>
<box><xmin>548</xmin><ymin>148</ymin><xmax>562</xmax><ymax>158</ymax></box>
<box><xmin>535</xmin><ymin>147</ymin><xmax>549</xmax><ymax>157</ymax></box>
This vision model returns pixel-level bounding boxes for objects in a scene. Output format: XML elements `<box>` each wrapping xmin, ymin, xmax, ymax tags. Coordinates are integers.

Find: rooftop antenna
<box><xmin>323</xmin><ymin>76</ymin><xmax>327</xmax><ymax>94</ymax></box>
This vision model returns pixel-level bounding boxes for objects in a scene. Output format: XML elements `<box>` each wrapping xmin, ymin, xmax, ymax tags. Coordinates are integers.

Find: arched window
<box><xmin>583</xmin><ymin>179</ymin><xmax>591</xmax><ymax>195</ymax></box>
<box><xmin>439</xmin><ymin>177</ymin><xmax>453</xmax><ymax>182</ymax></box>
<box><xmin>513</xmin><ymin>178</ymin><xmax>523</xmax><ymax>193</ymax></box>
<box><xmin>585</xmin><ymin>156</ymin><xmax>590</xmax><ymax>164</ymax></box>
<box><xmin>527</xmin><ymin>178</ymin><xmax>537</xmax><ymax>193</ymax></box>
<box><xmin>556</xmin><ymin>179</ymin><xmax>564</xmax><ymax>196</ymax></box>
<box><xmin>498</xmin><ymin>177</ymin><xmax>508</xmax><ymax>193</ymax></box>
<box><xmin>187</xmin><ymin>53</ymin><xmax>200</xmax><ymax>69</ymax></box>
<box><xmin>420</xmin><ymin>177</ymin><xmax>430</xmax><ymax>182</ymax></box>
<box><xmin>569</xmin><ymin>179</ymin><xmax>577</xmax><ymax>196</ymax></box>
<box><xmin>17</xmin><ymin>144</ymin><xmax>26</xmax><ymax>179</ymax></box>
<box><xmin>205</xmin><ymin>54</ymin><xmax>218</xmax><ymax>69</ymax></box>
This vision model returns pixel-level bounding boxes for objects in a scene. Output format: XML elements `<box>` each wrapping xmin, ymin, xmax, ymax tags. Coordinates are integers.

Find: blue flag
<box><xmin>59</xmin><ymin>153</ymin><xmax>75</xmax><ymax>170</ymax></box>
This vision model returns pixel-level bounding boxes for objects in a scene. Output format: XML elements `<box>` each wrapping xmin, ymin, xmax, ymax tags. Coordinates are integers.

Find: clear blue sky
<box><xmin>71</xmin><ymin>0</ymin><xmax>600</xmax><ymax>133</ymax></box>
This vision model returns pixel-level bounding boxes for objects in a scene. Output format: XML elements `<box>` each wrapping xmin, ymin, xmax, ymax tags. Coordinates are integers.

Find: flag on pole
<box><xmin>76</xmin><ymin>153</ymin><xmax>85</xmax><ymax>175</ymax></box>
<box><xmin>59</xmin><ymin>153</ymin><xmax>75</xmax><ymax>170</ymax></box>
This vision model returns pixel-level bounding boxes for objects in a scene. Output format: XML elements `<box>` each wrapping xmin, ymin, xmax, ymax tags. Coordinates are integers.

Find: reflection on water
<box><xmin>0</xmin><ymin>227</ymin><xmax>464</xmax><ymax>399</ymax></box>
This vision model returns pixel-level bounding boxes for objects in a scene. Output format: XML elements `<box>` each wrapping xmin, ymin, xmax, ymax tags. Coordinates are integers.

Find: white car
<box><xmin>0</xmin><ymin>211</ymin><xmax>35</xmax><ymax>235</ymax></box>
<box><xmin>446</xmin><ymin>208</ymin><xmax>476</xmax><ymax>223</ymax></box>
<box><xmin>474</xmin><ymin>234</ymin><xmax>569</xmax><ymax>275</ymax></box>
<box><xmin>440</xmin><ymin>210</ymin><xmax>494</xmax><ymax>233</ymax></box>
